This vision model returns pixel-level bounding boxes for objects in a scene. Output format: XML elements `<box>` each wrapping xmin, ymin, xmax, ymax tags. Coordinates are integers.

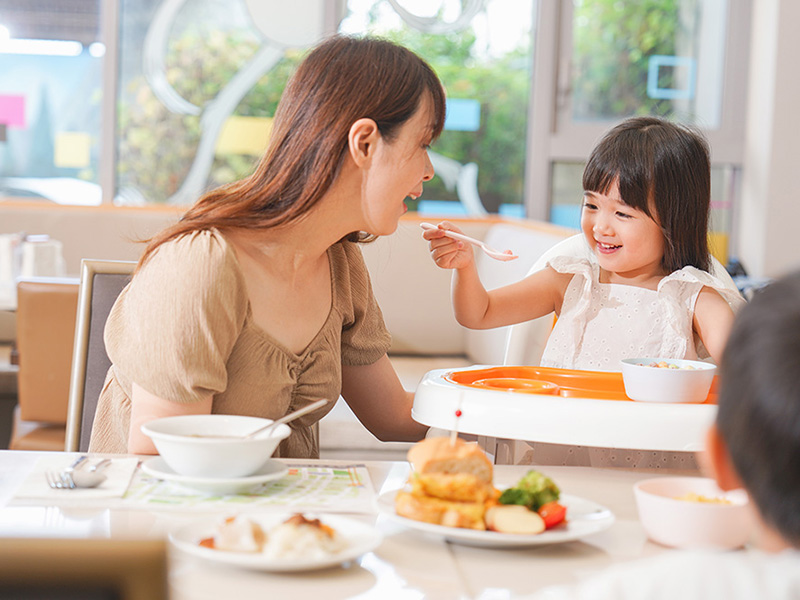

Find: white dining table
<box><xmin>0</xmin><ymin>450</ymin><xmax>687</xmax><ymax>600</ymax></box>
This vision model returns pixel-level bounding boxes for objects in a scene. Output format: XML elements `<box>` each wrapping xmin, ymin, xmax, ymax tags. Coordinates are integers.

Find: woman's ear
<box><xmin>703</xmin><ymin>423</ymin><xmax>745</xmax><ymax>491</ymax></box>
<box><xmin>347</xmin><ymin>118</ymin><xmax>380</xmax><ymax>167</ymax></box>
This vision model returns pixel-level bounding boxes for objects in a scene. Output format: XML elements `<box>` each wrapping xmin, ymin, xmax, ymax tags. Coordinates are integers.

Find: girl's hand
<box><xmin>422</xmin><ymin>221</ymin><xmax>475</xmax><ymax>270</ymax></box>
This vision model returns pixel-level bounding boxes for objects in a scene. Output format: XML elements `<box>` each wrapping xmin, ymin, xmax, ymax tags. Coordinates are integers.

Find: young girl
<box><xmin>424</xmin><ymin>117</ymin><xmax>746</xmax><ymax>468</ymax></box>
<box><xmin>425</xmin><ymin>116</ymin><xmax>744</xmax><ymax>370</ymax></box>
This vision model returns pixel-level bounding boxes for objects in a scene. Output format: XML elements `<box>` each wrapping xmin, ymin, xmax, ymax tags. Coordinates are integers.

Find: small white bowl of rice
<box><xmin>621</xmin><ymin>357</ymin><xmax>716</xmax><ymax>403</ymax></box>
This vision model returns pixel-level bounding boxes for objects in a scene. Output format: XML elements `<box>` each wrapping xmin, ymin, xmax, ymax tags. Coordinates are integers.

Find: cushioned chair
<box><xmin>9</xmin><ymin>278</ymin><xmax>79</xmax><ymax>451</ymax></box>
<box><xmin>66</xmin><ymin>260</ymin><xmax>135</xmax><ymax>453</ymax></box>
<box><xmin>0</xmin><ymin>538</ymin><xmax>167</xmax><ymax>600</ymax></box>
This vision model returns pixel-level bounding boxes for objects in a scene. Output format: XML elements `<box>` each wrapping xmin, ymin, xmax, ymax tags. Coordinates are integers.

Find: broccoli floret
<box><xmin>501</xmin><ymin>470</ymin><xmax>560</xmax><ymax>510</ymax></box>
<box><xmin>498</xmin><ymin>487</ymin><xmax>534</xmax><ymax>507</ymax></box>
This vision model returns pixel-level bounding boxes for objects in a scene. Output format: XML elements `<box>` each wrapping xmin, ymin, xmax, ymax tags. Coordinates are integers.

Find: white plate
<box><xmin>169</xmin><ymin>513</ymin><xmax>383</xmax><ymax>572</ymax></box>
<box><xmin>141</xmin><ymin>457</ymin><xmax>288</xmax><ymax>494</ymax></box>
<box><xmin>377</xmin><ymin>489</ymin><xmax>614</xmax><ymax>548</ymax></box>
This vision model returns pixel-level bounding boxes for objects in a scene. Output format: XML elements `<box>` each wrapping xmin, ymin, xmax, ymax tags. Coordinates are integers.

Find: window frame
<box><xmin>524</xmin><ymin>0</ymin><xmax>753</xmax><ymax>222</ymax></box>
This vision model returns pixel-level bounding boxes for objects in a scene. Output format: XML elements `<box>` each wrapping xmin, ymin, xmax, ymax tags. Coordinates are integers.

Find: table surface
<box><xmin>0</xmin><ymin>450</ymin><xmax>687</xmax><ymax>600</ymax></box>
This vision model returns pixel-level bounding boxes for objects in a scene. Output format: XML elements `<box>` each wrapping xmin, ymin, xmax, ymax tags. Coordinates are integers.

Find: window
<box><xmin>341</xmin><ymin>0</ymin><xmax>535</xmax><ymax>217</ymax></box>
<box><xmin>532</xmin><ymin>0</ymin><xmax>751</xmax><ymax>264</ymax></box>
<box><xmin>0</xmin><ymin>0</ymin><xmax>751</xmax><ymax>265</ymax></box>
<box><xmin>0</xmin><ymin>0</ymin><xmax>103</xmax><ymax>205</ymax></box>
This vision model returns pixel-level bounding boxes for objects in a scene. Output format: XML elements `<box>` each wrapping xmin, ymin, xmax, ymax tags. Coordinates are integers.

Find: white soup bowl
<box><xmin>634</xmin><ymin>476</ymin><xmax>754</xmax><ymax>550</ymax></box>
<box><xmin>621</xmin><ymin>357</ymin><xmax>716</xmax><ymax>403</ymax></box>
<box><xmin>141</xmin><ymin>414</ymin><xmax>291</xmax><ymax>478</ymax></box>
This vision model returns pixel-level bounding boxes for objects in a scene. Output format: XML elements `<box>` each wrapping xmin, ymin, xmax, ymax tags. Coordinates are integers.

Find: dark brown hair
<box><xmin>139</xmin><ymin>35</ymin><xmax>446</xmax><ymax>267</ymax></box>
<box><xmin>717</xmin><ymin>271</ymin><xmax>800</xmax><ymax>546</ymax></box>
<box><xmin>582</xmin><ymin>116</ymin><xmax>711</xmax><ymax>273</ymax></box>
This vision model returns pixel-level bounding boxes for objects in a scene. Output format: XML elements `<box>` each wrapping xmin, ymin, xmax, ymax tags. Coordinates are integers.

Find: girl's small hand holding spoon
<box><xmin>420</xmin><ymin>222</ymin><xmax>518</xmax><ymax>262</ymax></box>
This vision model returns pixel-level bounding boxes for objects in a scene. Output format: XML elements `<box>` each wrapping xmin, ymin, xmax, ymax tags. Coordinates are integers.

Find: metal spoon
<box><xmin>243</xmin><ymin>399</ymin><xmax>330</xmax><ymax>439</ymax></box>
<box><xmin>420</xmin><ymin>222</ymin><xmax>518</xmax><ymax>261</ymax></box>
<box><xmin>69</xmin><ymin>459</ymin><xmax>112</xmax><ymax>488</ymax></box>
<box><xmin>195</xmin><ymin>399</ymin><xmax>331</xmax><ymax>439</ymax></box>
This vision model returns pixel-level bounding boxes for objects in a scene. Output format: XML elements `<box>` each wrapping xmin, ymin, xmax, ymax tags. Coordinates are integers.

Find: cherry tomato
<box><xmin>538</xmin><ymin>501</ymin><xmax>567</xmax><ymax>529</ymax></box>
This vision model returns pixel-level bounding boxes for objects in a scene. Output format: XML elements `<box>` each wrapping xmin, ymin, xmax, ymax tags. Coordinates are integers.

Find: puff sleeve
<box><xmin>104</xmin><ymin>230</ymin><xmax>249</xmax><ymax>404</ymax></box>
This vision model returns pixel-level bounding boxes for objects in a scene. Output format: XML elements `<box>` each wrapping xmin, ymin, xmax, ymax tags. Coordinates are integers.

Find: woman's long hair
<box><xmin>139</xmin><ymin>35</ymin><xmax>446</xmax><ymax>267</ymax></box>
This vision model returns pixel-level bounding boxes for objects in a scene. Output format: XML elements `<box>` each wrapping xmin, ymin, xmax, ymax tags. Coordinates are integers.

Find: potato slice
<box><xmin>485</xmin><ymin>505</ymin><xmax>545</xmax><ymax>535</ymax></box>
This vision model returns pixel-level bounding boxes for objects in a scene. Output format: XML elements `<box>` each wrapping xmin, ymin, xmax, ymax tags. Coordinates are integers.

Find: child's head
<box><xmin>583</xmin><ymin>117</ymin><xmax>711</xmax><ymax>273</ymax></box>
<box><xmin>713</xmin><ymin>271</ymin><xmax>800</xmax><ymax>547</ymax></box>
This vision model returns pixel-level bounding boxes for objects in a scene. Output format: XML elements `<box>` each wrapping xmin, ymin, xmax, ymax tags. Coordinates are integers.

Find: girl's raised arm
<box><xmin>424</xmin><ymin>222</ymin><xmax>568</xmax><ymax>330</ymax></box>
<box><xmin>455</xmin><ymin>265</ymin><xmax>569</xmax><ymax>330</ymax></box>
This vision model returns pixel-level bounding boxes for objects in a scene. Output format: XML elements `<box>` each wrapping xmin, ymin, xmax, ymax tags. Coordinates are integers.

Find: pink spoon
<box><xmin>420</xmin><ymin>223</ymin><xmax>518</xmax><ymax>261</ymax></box>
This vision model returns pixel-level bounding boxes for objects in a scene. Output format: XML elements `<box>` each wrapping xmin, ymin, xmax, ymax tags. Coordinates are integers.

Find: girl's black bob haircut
<box><xmin>582</xmin><ymin>116</ymin><xmax>711</xmax><ymax>273</ymax></box>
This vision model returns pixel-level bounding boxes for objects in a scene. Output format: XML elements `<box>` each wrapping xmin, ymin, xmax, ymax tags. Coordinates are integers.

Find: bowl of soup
<box><xmin>634</xmin><ymin>476</ymin><xmax>754</xmax><ymax>550</ymax></box>
<box><xmin>141</xmin><ymin>414</ymin><xmax>291</xmax><ymax>478</ymax></box>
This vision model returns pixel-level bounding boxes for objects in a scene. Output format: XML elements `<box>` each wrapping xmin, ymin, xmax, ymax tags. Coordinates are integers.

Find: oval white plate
<box><xmin>170</xmin><ymin>513</ymin><xmax>383</xmax><ymax>572</ymax></box>
<box><xmin>377</xmin><ymin>489</ymin><xmax>614</xmax><ymax>548</ymax></box>
<box><xmin>141</xmin><ymin>457</ymin><xmax>288</xmax><ymax>494</ymax></box>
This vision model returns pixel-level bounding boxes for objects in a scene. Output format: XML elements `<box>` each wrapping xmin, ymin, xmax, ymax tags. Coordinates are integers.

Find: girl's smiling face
<box><xmin>360</xmin><ymin>93</ymin><xmax>436</xmax><ymax>235</ymax></box>
<box><xmin>581</xmin><ymin>179</ymin><xmax>667</xmax><ymax>285</ymax></box>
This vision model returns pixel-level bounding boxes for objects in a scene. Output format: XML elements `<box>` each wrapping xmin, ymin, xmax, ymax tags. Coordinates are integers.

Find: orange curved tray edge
<box><xmin>444</xmin><ymin>366</ymin><xmax>718</xmax><ymax>405</ymax></box>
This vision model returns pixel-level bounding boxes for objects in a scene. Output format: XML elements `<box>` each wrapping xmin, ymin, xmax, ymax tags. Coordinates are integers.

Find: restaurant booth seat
<box><xmin>9</xmin><ymin>278</ymin><xmax>79</xmax><ymax>451</ymax></box>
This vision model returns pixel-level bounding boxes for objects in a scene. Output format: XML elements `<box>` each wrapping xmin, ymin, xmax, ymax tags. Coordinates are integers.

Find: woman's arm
<box><xmin>127</xmin><ymin>382</ymin><xmax>213</xmax><ymax>454</ymax></box>
<box><xmin>693</xmin><ymin>287</ymin><xmax>736</xmax><ymax>364</ymax></box>
<box><xmin>340</xmin><ymin>355</ymin><xmax>428</xmax><ymax>442</ymax></box>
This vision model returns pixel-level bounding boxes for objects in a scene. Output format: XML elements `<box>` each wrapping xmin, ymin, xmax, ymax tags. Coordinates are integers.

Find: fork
<box><xmin>45</xmin><ymin>455</ymin><xmax>87</xmax><ymax>490</ymax></box>
<box><xmin>420</xmin><ymin>222</ymin><xmax>519</xmax><ymax>261</ymax></box>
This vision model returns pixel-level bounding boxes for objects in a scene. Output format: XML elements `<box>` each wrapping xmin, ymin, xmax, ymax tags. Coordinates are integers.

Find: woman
<box><xmin>89</xmin><ymin>35</ymin><xmax>444</xmax><ymax>457</ymax></box>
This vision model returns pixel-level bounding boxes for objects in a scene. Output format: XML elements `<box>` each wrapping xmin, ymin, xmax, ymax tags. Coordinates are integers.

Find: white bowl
<box><xmin>621</xmin><ymin>357</ymin><xmax>716</xmax><ymax>403</ymax></box>
<box><xmin>141</xmin><ymin>415</ymin><xmax>291</xmax><ymax>478</ymax></box>
<box><xmin>634</xmin><ymin>476</ymin><xmax>754</xmax><ymax>550</ymax></box>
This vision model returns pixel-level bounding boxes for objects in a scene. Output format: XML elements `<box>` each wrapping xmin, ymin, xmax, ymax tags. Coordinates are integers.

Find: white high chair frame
<box><xmin>484</xmin><ymin>233</ymin><xmax>739</xmax><ymax>464</ymax></box>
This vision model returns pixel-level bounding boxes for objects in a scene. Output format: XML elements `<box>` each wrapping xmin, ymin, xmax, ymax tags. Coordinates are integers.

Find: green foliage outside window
<box><xmin>117</xmin><ymin>22</ymin><xmax>531</xmax><ymax>210</ymax></box>
<box><xmin>571</xmin><ymin>0</ymin><xmax>684</xmax><ymax>120</ymax></box>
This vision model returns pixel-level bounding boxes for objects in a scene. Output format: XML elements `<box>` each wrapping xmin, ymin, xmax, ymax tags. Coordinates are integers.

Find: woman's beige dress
<box><xmin>89</xmin><ymin>229</ymin><xmax>391</xmax><ymax>458</ymax></box>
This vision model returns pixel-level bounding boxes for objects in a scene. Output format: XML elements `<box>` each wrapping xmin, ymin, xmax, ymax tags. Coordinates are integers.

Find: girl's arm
<box><xmin>340</xmin><ymin>354</ymin><xmax>428</xmax><ymax>442</ymax></box>
<box><xmin>454</xmin><ymin>263</ymin><xmax>568</xmax><ymax>329</ymax></box>
<box><xmin>424</xmin><ymin>222</ymin><xmax>568</xmax><ymax>330</ymax></box>
<box><xmin>127</xmin><ymin>383</ymin><xmax>213</xmax><ymax>454</ymax></box>
<box><xmin>693</xmin><ymin>287</ymin><xmax>736</xmax><ymax>364</ymax></box>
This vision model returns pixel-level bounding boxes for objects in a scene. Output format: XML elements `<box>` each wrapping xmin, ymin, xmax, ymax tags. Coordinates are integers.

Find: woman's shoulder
<box><xmin>330</xmin><ymin>239</ymin><xmax>370</xmax><ymax>282</ymax></box>
<box><xmin>137</xmin><ymin>228</ymin><xmax>245</xmax><ymax>298</ymax></box>
<box><xmin>150</xmin><ymin>228</ymin><xmax>233</xmax><ymax>265</ymax></box>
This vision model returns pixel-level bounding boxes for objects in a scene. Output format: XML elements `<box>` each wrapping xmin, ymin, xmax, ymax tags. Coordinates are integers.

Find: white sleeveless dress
<box><xmin>520</xmin><ymin>256</ymin><xmax>746</xmax><ymax>469</ymax></box>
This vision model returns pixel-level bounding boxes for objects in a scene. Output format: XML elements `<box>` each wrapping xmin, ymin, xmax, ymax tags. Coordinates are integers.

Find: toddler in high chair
<box><xmin>423</xmin><ymin>116</ymin><xmax>746</xmax><ymax>469</ymax></box>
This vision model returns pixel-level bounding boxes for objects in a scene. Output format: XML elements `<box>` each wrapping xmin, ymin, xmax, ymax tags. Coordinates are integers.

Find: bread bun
<box><xmin>407</xmin><ymin>437</ymin><xmax>493</xmax><ymax>483</ymax></box>
<box><xmin>395</xmin><ymin>490</ymin><xmax>487</xmax><ymax>530</ymax></box>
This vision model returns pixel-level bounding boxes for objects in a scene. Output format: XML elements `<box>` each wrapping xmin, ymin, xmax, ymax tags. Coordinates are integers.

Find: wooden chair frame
<box><xmin>65</xmin><ymin>259</ymin><xmax>135</xmax><ymax>452</ymax></box>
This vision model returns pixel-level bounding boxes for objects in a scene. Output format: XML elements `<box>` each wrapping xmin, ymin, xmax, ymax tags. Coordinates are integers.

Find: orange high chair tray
<box><xmin>412</xmin><ymin>366</ymin><xmax>719</xmax><ymax>452</ymax></box>
<box><xmin>445</xmin><ymin>366</ymin><xmax>717</xmax><ymax>404</ymax></box>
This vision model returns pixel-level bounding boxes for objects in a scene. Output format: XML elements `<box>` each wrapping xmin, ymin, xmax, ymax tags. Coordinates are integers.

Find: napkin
<box><xmin>13</xmin><ymin>455</ymin><xmax>140</xmax><ymax>502</ymax></box>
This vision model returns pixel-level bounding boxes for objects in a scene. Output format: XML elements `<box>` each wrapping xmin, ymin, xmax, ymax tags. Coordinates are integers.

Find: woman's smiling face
<box><xmin>360</xmin><ymin>93</ymin><xmax>436</xmax><ymax>236</ymax></box>
<box><xmin>580</xmin><ymin>179</ymin><xmax>667</xmax><ymax>284</ymax></box>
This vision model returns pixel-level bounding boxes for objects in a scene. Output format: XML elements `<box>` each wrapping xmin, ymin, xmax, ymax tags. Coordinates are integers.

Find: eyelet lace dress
<box><xmin>521</xmin><ymin>256</ymin><xmax>746</xmax><ymax>468</ymax></box>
